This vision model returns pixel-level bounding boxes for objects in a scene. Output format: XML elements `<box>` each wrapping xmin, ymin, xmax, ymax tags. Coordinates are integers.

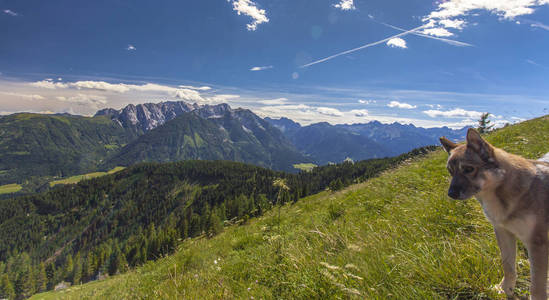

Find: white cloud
<box><xmin>426</xmin><ymin>104</ymin><xmax>444</xmax><ymax>109</ymax></box>
<box><xmin>127</xmin><ymin>45</ymin><xmax>136</xmax><ymax>51</ymax></box>
<box><xmin>439</xmin><ymin>19</ymin><xmax>466</xmax><ymax>29</ymax></box>
<box><xmin>423</xmin><ymin>108</ymin><xmax>483</xmax><ymax>119</ymax></box>
<box><xmin>427</xmin><ymin>0</ymin><xmax>549</xmax><ymax>21</ymax></box>
<box><xmin>333</xmin><ymin>0</ymin><xmax>355</xmax><ymax>11</ymax></box>
<box><xmin>358</xmin><ymin>99</ymin><xmax>376</xmax><ymax>104</ymax></box>
<box><xmin>56</xmin><ymin>94</ymin><xmax>107</xmax><ymax>107</ymax></box>
<box><xmin>258</xmin><ymin>97</ymin><xmax>288</xmax><ymax>105</ymax></box>
<box><xmin>28</xmin><ymin>79</ymin><xmax>243</xmax><ymax>105</ymax></box>
<box><xmin>423</xmin><ymin>0</ymin><xmax>549</xmax><ymax>37</ymax></box>
<box><xmin>3</xmin><ymin>9</ymin><xmax>18</xmax><ymax>16</ymax></box>
<box><xmin>178</xmin><ymin>85</ymin><xmax>212</xmax><ymax>91</ymax></box>
<box><xmin>31</xmin><ymin>80</ymin><xmax>213</xmax><ymax>100</ymax></box>
<box><xmin>204</xmin><ymin>94</ymin><xmax>240</xmax><ymax>104</ymax></box>
<box><xmin>420</xmin><ymin>27</ymin><xmax>454</xmax><ymax>37</ymax></box>
<box><xmin>71</xmin><ymin>81</ymin><xmax>131</xmax><ymax>93</ymax></box>
<box><xmin>230</xmin><ymin>0</ymin><xmax>269</xmax><ymax>31</ymax></box>
<box><xmin>350</xmin><ymin>109</ymin><xmax>369</xmax><ymax>117</ymax></box>
<box><xmin>0</xmin><ymin>92</ymin><xmax>44</xmax><ymax>100</ymax></box>
<box><xmin>316</xmin><ymin>107</ymin><xmax>344</xmax><ymax>117</ymax></box>
<box><xmin>250</xmin><ymin>65</ymin><xmax>273</xmax><ymax>71</ymax></box>
<box><xmin>30</xmin><ymin>80</ymin><xmax>69</xmax><ymax>89</ymax></box>
<box><xmin>172</xmin><ymin>89</ymin><xmax>205</xmax><ymax>102</ymax></box>
<box><xmin>387</xmin><ymin>101</ymin><xmax>417</xmax><ymax>109</ymax></box>
<box><xmin>386</xmin><ymin>37</ymin><xmax>407</xmax><ymax>48</ymax></box>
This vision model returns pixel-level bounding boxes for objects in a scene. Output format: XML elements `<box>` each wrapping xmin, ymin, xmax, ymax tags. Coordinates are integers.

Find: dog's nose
<box><xmin>448</xmin><ymin>188</ymin><xmax>460</xmax><ymax>199</ymax></box>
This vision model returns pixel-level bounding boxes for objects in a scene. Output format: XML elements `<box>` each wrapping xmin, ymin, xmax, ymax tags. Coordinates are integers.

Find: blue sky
<box><xmin>1</xmin><ymin>0</ymin><xmax>548</xmax><ymax>128</ymax></box>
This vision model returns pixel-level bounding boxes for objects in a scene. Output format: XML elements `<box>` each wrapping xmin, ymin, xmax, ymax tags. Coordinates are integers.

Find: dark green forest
<box><xmin>0</xmin><ymin>146</ymin><xmax>435</xmax><ymax>298</ymax></box>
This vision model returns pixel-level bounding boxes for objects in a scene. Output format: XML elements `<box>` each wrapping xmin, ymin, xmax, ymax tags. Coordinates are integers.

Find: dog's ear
<box><xmin>466</xmin><ymin>128</ymin><xmax>493</xmax><ymax>160</ymax></box>
<box><xmin>439</xmin><ymin>137</ymin><xmax>457</xmax><ymax>153</ymax></box>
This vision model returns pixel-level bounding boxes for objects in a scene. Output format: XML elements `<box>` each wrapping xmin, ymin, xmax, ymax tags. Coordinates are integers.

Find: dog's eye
<box><xmin>462</xmin><ymin>166</ymin><xmax>474</xmax><ymax>174</ymax></box>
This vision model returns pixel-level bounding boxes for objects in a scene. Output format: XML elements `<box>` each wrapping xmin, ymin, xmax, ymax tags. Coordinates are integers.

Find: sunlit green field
<box><xmin>49</xmin><ymin>167</ymin><xmax>125</xmax><ymax>187</ymax></box>
<box><xmin>293</xmin><ymin>163</ymin><xmax>317</xmax><ymax>172</ymax></box>
<box><xmin>33</xmin><ymin>116</ymin><xmax>549</xmax><ymax>299</ymax></box>
<box><xmin>0</xmin><ymin>183</ymin><xmax>23</xmax><ymax>195</ymax></box>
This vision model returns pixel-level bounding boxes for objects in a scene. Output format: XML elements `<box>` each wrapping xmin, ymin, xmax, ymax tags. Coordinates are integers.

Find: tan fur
<box><xmin>441</xmin><ymin>129</ymin><xmax>549</xmax><ymax>299</ymax></box>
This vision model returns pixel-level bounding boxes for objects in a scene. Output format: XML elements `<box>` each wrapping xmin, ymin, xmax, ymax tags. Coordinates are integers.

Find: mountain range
<box><xmin>265</xmin><ymin>117</ymin><xmax>468</xmax><ymax>164</ymax></box>
<box><xmin>0</xmin><ymin>100</ymin><xmax>467</xmax><ymax>190</ymax></box>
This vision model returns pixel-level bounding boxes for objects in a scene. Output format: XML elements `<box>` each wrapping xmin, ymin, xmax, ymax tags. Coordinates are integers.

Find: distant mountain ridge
<box><xmin>265</xmin><ymin>117</ymin><xmax>468</xmax><ymax>163</ymax></box>
<box><xmin>95</xmin><ymin>101</ymin><xmax>199</xmax><ymax>133</ymax></box>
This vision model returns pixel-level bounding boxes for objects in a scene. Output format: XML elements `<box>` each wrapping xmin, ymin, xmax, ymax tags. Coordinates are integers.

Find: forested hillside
<box><xmin>0</xmin><ymin>147</ymin><xmax>433</xmax><ymax>298</ymax></box>
<box><xmin>0</xmin><ymin>113</ymin><xmax>137</xmax><ymax>187</ymax></box>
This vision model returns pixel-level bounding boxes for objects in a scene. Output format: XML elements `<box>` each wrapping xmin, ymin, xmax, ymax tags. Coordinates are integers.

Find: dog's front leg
<box><xmin>525</xmin><ymin>229</ymin><xmax>548</xmax><ymax>300</ymax></box>
<box><xmin>495</xmin><ymin>227</ymin><xmax>517</xmax><ymax>297</ymax></box>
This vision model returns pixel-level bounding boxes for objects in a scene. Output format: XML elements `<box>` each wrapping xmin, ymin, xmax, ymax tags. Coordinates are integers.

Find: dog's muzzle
<box><xmin>448</xmin><ymin>187</ymin><xmax>461</xmax><ymax>199</ymax></box>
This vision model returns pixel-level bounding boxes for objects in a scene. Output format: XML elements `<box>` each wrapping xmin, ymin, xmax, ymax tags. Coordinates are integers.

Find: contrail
<box><xmin>519</xmin><ymin>18</ymin><xmax>549</xmax><ymax>31</ymax></box>
<box><xmin>300</xmin><ymin>23</ymin><xmax>429</xmax><ymax>68</ymax></box>
<box><xmin>379</xmin><ymin>21</ymin><xmax>474</xmax><ymax>47</ymax></box>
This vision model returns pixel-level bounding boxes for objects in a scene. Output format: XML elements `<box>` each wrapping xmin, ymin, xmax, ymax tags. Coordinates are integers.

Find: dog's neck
<box><xmin>475</xmin><ymin>148</ymin><xmax>537</xmax><ymax>225</ymax></box>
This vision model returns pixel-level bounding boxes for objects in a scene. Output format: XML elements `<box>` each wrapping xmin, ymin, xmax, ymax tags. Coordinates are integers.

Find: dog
<box><xmin>440</xmin><ymin>128</ymin><xmax>549</xmax><ymax>299</ymax></box>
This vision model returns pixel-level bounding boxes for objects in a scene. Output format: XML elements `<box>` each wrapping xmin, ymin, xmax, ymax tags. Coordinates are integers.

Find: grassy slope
<box><xmin>0</xmin><ymin>183</ymin><xmax>22</xmax><ymax>195</ymax></box>
<box><xmin>293</xmin><ymin>163</ymin><xmax>317</xmax><ymax>172</ymax></box>
<box><xmin>48</xmin><ymin>167</ymin><xmax>125</xmax><ymax>187</ymax></box>
<box><xmin>33</xmin><ymin>116</ymin><xmax>549</xmax><ymax>299</ymax></box>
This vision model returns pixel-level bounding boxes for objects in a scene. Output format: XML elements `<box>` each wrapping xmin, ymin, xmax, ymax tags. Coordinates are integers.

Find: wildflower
<box><xmin>320</xmin><ymin>262</ymin><xmax>340</xmax><ymax>270</ymax></box>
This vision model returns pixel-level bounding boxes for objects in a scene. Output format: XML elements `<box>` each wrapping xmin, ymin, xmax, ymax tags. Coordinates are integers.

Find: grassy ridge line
<box><xmin>48</xmin><ymin>167</ymin><xmax>125</xmax><ymax>187</ymax></box>
<box><xmin>33</xmin><ymin>116</ymin><xmax>549</xmax><ymax>299</ymax></box>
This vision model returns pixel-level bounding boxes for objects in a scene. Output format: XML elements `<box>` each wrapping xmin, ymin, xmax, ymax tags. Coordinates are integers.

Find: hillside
<box><xmin>0</xmin><ymin>113</ymin><xmax>137</xmax><ymax>186</ymax></box>
<box><xmin>0</xmin><ymin>149</ymin><xmax>423</xmax><ymax>298</ymax></box>
<box><xmin>31</xmin><ymin>116</ymin><xmax>549</xmax><ymax>299</ymax></box>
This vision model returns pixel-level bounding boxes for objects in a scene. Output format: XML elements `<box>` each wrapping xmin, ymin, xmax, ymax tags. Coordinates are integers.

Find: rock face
<box><xmin>95</xmin><ymin>101</ymin><xmax>199</xmax><ymax>132</ymax></box>
<box><xmin>102</xmin><ymin>102</ymin><xmax>311</xmax><ymax>172</ymax></box>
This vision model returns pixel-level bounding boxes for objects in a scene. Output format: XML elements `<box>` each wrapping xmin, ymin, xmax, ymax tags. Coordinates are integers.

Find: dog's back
<box><xmin>538</xmin><ymin>152</ymin><xmax>549</xmax><ymax>164</ymax></box>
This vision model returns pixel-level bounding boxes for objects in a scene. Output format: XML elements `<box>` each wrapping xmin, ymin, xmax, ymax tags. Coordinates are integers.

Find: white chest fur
<box><xmin>476</xmin><ymin>193</ymin><xmax>537</xmax><ymax>242</ymax></box>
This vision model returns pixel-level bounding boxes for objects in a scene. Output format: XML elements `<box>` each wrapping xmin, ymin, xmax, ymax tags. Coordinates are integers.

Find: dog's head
<box><xmin>440</xmin><ymin>128</ymin><xmax>498</xmax><ymax>200</ymax></box>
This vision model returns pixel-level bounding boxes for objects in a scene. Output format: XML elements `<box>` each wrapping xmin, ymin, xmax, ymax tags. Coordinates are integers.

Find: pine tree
<box><xmin>0</xmin><ymin>274</ymin><xmax>15</xmax><ymax>299</ymax></box>
<box><xmin>329</xmin><ymin>178</ymin><xmax>344</xmax><ymax>191</ymax></box>
<box><xmin>64</xmin><ymin>254</ymin><xmax>74</xmax><ymax>283</ymax></box>
<box><xmin>72</xmin><ymin>253</ymin><xmax>82</xmax><ymax>285</ymax></box>
<box><xmin>14</xmin><ymin>253</ymin><xmax>34</xmax><ymax>298</ymax></box>
<box><xmin>45</xmin><ymin>263</ymin><xmax>55</xmax><ymax>290</ymax></box>
<box><xmin>478</xmin><ymin>112</ymin><xmax>494</xmax><ymax>134</ymax></box>
<box><xmin>81</xmin><ymin>254</ymin><xmax>90</xmax><ymax>282</ymax></box>
<box><xmin>35</xmin><ymin>262</ymin><xmax>47</xmax><ymax>293</ymax></box>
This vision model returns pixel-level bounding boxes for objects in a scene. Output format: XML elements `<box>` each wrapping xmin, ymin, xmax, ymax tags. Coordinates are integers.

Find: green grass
<box><xmin>33</xmin><ymin>116</ymin><xmax>549</xmax><ymax>300</ymax></box>
<box><xmin>0</xmin><ymin>183</ymin><xmax>22</xmax><ymax>195</ymax></box>
<box><xmin>49</xmin><ymin>167</ymin><xmax>126</xmax><ymax>187</ymax></box>
<box><xmin>293</xmin><ymin>163</ymin><xmax>317</xmax><ymax>172</ymax></box>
